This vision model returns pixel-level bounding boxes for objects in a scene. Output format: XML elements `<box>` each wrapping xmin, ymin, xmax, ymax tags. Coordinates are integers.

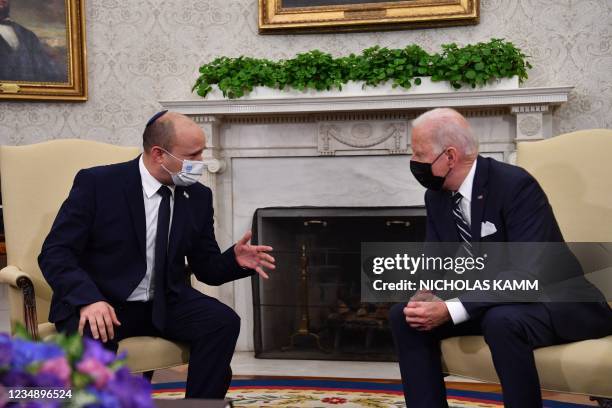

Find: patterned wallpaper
<box><xmin>0</xmin><ymin>0</ymin><xmax>611</xmax><ymax>146</ymax></box>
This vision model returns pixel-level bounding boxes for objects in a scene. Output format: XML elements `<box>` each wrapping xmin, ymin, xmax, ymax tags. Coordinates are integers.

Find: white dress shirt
<box><xmin>444</xmin><ymin>159</ymin><xmax>477</xmax><ymax>324</ymax></box>
<box><xmin>127</xmin><ymin>156</ymin><xmax>175</xmax><ymax>301</ymax></box>
<box><xmin>0</xmin><ymin>23</ymin><xmax>20</xmax><ymax>50</ymax></box>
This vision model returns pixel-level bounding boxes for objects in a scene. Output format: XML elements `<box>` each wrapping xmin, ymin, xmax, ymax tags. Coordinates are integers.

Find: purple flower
<box><xmin>33</xmin><ymin>371</ymin><xmax>66</xmax><ymax>389</ymax></box>
<box><xmin>22</xmin><ymin>402</ymin><xmax>61</xmax><ymax>408</ymax></box>
<box><xmin>105</xmin><ymin>367</ymin><xmax>154</xmax><ymax>408</ymax></box>
<box><xmin>0</xmin><ymin>383</ymin><xmax>8</xmax><ymax>407</ymax></box>
<box><xmin>82</xmin><ymin>338</ymin><xmax>117</xmax><ymax>366</ymax></box>
<box><xmin>0</xmin><ymin>334</ymin><xmax>12</xmax><ymax>367</ymax></box>
<box><xmin>0</xmin><ymin>335</ymin><xmax>152</xmax><ymax>408</ymax></box>
<box><xmin>85</xmin><ymin>387</ymin><xmax>121</xmax><ymax>408</ymax></box>
<box><xmin>0</xmin><ymin>370</ymin><xmax>36</xmax><ymax>387</ymax></box>
<box><xmin>11</xmin><ymin>338</ymin><xmax>64</xmax><ymax>370</ymax></box>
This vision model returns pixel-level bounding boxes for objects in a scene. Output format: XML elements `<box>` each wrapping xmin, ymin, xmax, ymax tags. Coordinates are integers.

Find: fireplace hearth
<box><xmin>252</xmin><ymin>207</ymin><xmax>426</xmax><ymax>361</ymax></box>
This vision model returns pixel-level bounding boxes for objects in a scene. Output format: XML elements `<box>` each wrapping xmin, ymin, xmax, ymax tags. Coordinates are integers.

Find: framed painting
<box><xmin>0</xmin><ymin>0</ymin><xmax>86</xmax><ymax>101</ymax></box>
<box><xmin>259</xmin><ymin>0</ymin><xmax>479</xmax><ymax>33</ymax></box>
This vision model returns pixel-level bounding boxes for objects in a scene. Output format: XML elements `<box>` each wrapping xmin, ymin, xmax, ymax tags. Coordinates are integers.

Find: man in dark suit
<box><xmin>0</xmin><ymin>0</ymin><xmax>64</xmax><ymax>82</ymax></box>
<box><xmin>389</xmin><ymin>108</ymin><xmax>612</xmax><ymax>407</ymax></box>
<box><xmin>39</xmin><ymin>111</ymin><xmax>276</xmax><ymax>399</ymax></box>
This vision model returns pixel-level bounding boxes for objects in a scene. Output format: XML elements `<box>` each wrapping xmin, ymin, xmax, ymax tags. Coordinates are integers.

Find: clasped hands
<box><xmin>403</xmin><ymin>290</ymin><xmax>451</xmax><ymax>331</ymax></box>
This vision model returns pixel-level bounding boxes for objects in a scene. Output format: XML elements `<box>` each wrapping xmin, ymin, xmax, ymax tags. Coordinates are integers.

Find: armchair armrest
<box><xmin>0</xmin><ymin>265</ymin><xmax>32</xmax><ymax>287</ymax></box>
<box><xmin>0</xmin><ymin>265</ymin><xmax>39</xmax><ymax>339</ymax></box>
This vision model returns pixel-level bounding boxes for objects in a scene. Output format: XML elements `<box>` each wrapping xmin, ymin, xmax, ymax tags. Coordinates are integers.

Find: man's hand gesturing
<box><xmin>234</xmin><ymin>230</ymin><xmax>276</xmax><ymax>279</ymax></box>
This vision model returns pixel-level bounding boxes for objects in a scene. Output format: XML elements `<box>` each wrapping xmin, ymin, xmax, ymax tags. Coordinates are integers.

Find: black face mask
<box><xmin>410</xmin><ymin>149</ymin><xmax>450</xmax><ymax>191</ymax></box>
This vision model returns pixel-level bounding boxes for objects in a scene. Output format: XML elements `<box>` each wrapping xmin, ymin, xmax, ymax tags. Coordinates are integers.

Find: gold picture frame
<box><xmin>0</xmin><ymin>0</ymin><xmax>87</xmax><ymax>101</ymax></box>
<box><xmin>259</xmin><ymin>0</ymin><xmax>479</xmax><ymax>33</ymax></box>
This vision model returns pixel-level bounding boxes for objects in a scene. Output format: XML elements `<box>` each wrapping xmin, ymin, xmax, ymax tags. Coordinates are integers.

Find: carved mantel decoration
<box><xmin>319</xmin><ymin>121</ymin><xmax>408</xmax><ymax>156</ymax></box>
<box><xmin>162</xmin><ymin>84</ymin><xmax>572</xmax><ymax>170</ymax></box>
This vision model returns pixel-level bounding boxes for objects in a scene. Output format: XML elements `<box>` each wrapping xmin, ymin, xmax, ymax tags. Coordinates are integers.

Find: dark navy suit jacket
<box><xmin>424</xmin><ymin>156</ymin><xmax>612</xmax><ymax>341</ymax></box>
<box><xmin>39</xmin><ymin>157</ymin><xmax>252</xmax><ymax>324</ymax></box>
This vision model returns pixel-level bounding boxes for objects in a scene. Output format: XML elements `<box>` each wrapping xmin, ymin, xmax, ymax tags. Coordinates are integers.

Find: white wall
<box><xmin>0</xmin><ymin>0</ymin><xmax>611</xmax><ymax>144</ymax></box>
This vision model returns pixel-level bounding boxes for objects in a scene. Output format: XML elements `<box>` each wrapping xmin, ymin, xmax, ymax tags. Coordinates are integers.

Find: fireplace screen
<box><xmin>252</xmin><ymin>207</ymin><xmax>426</xmax><ymax>361</ymax></box>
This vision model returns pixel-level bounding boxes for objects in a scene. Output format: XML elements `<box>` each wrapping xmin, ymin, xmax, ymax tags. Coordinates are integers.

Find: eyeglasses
<box><xmin>145</xmin><ymin>110</ymin><xmax>168</xmax><ymax>128</ymax></box>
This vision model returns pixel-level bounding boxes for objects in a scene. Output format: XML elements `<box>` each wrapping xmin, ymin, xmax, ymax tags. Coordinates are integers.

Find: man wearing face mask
<box><xmin>389</xmin><ymin>108</ymin><xmax>612</xmax><ymax>407</ymax></box>
<box><xmin>39</xmin><ymin>111</ymin><xmax>276</xmax><ymax>399</ymax></box>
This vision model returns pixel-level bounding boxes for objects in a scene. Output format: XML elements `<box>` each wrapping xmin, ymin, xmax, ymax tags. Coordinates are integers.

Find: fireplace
<box><xmin>161</xmin><ymin>83</ymin><xmax>570</xmax><ymax>352</ymax></box>
<box><xmin>252</xmin><ymin>207</ymin><xmax>425</xmax><ymax>361</ymax></box>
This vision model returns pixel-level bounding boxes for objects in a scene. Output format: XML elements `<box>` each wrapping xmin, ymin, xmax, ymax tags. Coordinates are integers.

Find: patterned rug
<box><xmin>152</xmin><ymin>378</ymin><xmax>593</xmax><ymax>407</ymax></box>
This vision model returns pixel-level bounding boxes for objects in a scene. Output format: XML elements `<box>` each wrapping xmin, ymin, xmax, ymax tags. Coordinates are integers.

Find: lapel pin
<box><xmin>477</xmin><ymin>195</ymin><xmax>483</xmax><ymax>200</ymax></box>
<box><xmin>183</xmin><ymin>191</ymin><xmax>190</xmax><ymax>199</ymax></box>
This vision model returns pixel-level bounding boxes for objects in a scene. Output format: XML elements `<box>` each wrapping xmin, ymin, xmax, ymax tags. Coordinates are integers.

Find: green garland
<box><xmin>193</xmin><ymin>38</ymin><xmax>532</xmax><ymax>99</ymax></box>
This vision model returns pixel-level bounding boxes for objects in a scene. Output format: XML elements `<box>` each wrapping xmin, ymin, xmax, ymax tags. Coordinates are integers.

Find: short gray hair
<box><xmin>412</xmin><ymin>108</ymin><xmax>479</xmax><ymax>156</ymax></box>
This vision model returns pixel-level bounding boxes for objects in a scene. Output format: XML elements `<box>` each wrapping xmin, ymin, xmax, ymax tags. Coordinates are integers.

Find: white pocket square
<box><xmin>481</xmin><ymin>221</ymin><xmax>497</xmax><ymax>238</ymax></box>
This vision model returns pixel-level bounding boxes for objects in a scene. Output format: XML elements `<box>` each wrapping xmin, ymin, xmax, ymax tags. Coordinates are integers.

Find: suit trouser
<box><xmin>389</xmin><ymin>303</ymin><xmax>561</xmax><ymax>408</ymax></box>
<box><xmin>55</xmin><ymin>286</ymin><xmax>240</xmax><ymax>399</ymax></box>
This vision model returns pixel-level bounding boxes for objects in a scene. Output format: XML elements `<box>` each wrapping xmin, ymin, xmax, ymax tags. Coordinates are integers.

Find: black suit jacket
<box><xmin>424</xmin><ymin>155</ymin><xmax>612</xmax><ymax>340</ymax></box>
<box><xmin>39</xmin><ymin>157</ymin><xmax>252</xmax><ymax>324</ymax></box>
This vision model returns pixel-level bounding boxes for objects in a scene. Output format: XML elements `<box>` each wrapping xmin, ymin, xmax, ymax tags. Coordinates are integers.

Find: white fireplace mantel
<box><xmin>162</xmin><ymin>85</ymin><xmax>573</xmax><ymax>145</ymax></box>
<box><xmin>161</xmin><ymin>85</ymin><xmax>571</xmax><ymax>118</ymax></box>
<box><xmin>159</xmin><ymin>85</ymin><xmax>573</xmax><ymax>352</ymax></box>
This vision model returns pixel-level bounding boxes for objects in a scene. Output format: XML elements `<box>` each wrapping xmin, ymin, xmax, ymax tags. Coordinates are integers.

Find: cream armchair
<box><xmin>0</xmin><ymin>139</ymin><xmax>189</xmax><ymax>375</ymax></box>
<box><xmin>440</xmin><ymin>129</ymin><xmax>612</xmax><ymax>404</ymax></box>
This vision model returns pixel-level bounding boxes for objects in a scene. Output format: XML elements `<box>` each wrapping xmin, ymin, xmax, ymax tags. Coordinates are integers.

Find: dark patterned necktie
<box><xmin>152</xmin><ymin>185</ymin><xmax>172</xmax><ymax>331</ymax></box>
<box><xmin>452</xmin><ymin>192</ymin><xmax>473</xmax><ymax>257</ymax></box>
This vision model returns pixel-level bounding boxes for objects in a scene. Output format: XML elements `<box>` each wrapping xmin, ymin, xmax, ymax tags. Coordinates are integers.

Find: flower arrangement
<box><xmin>0</xmin><ymin>328</ymin><xmax>153</xmax><ymax>407</ymax></box>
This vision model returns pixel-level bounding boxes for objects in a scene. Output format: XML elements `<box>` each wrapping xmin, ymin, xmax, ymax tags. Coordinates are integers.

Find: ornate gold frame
<box><xmin>259</xmin><ymin>0</ymin><xmax>479</xmax><ymax>33</ymax></box>
<box><xmin>0</xmin><ymin>0</ymin><xmax>87</xmax><ymax>101</ymax></box>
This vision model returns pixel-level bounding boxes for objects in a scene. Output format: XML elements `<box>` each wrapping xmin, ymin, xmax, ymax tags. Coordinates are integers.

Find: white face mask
<box><xmin>160</xmin><ymin>148</ymin><xmax>206</xmax><ymax>187</ymax></box>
